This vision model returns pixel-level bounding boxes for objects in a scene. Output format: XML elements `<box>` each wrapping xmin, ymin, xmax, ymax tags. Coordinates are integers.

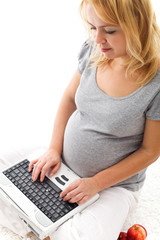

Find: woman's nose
<box><xmin>94</xmin><ymin>29</ymin><xmax>107</xmax><ymax>44</ymax></box>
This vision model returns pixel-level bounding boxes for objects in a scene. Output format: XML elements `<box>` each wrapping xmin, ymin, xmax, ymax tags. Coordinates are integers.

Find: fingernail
<box><xmin>50</xmin><ymin>173</ymin><xmax>53</xmax><ymax>177</ymax></box>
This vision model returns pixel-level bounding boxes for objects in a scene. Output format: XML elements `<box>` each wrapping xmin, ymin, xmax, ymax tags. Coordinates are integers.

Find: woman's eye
<box><xmin>90</xmin><ymin>27</ymin><xmax>96</xmax><ymax>31</ymax></box>
<box><xmin>105</xmin><ymin>30</ymin><xmax>116</xmax><ymax>34</ymax></box>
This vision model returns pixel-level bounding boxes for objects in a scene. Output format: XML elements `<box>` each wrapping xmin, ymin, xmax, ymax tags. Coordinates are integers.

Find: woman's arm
<box><xmin>93</xmin><ymin>119</ymin><xmax>160</xmax><ymax>192</ymax></box>
<box><xmin>61</xmin><ymin>119</ymin><xmax>160</xmax><ymax>204</ymax></box>
<box><xmin>29</xmin><ymin>70</ymin><xmax>81</xmax><ymax>181</ymax></box>
<box><xmin>49</xmin><ymin>70</ymin><xmax>81</xmax><ymax>155</ymax></box>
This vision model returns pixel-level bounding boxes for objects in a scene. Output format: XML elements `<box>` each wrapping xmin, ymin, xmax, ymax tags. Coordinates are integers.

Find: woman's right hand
<box><xmin>28</xmin><ymin>148</ymin><xmax>61</xmax><ymax>182</ymax></box>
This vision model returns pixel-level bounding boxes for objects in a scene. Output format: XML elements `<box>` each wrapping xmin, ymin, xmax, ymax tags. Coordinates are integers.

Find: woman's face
<box><xmin>86</xmin><ymin>3</ymin><xmax>128</xmax><ymax>60</ymax></box>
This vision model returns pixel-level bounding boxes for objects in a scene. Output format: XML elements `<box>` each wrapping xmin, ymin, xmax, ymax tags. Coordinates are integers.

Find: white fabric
<box><xmin>51</xmin><ymin>187</ymin><xmax>138</xmax><ymax>240</ymax></box>
<box><xmin>0</xmin><ymin>147</ymin><xmax>139</xmax><ymax>240</ymax></box>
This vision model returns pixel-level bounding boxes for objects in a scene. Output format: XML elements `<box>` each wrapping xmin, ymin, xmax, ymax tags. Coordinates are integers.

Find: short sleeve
<box><xmin>78</xmin><ymin>41</ymin><xmax>93</xmax><ymax>74</ymax></box>
<box><xmin>146</xmin><ymin>90</ymin><xmax>160</xmax><ymax>120</ymax></box>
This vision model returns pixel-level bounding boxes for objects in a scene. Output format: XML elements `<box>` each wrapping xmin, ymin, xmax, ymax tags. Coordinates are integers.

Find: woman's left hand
<box><xmin>60</xmin><ymin>177</ymin><xmax>99</xmax><ymax>204</ymax></box>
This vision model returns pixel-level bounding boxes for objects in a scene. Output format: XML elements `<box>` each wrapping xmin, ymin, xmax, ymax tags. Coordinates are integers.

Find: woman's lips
<box><xmin>101</xmin><ymin>48</ymin><xmax>112</xmax><ymax>52</ymax></box>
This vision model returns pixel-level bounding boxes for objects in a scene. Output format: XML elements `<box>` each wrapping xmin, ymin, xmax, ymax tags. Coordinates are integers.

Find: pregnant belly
<box><xmin>62</xmin><ymin>111</ymin><xmax>141</xmax><ymax>177</ymax></box>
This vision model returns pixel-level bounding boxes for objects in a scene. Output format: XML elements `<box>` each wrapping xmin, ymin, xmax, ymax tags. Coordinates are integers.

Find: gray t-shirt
<box><xmin>62</xmin><ymin>41</ymin><xmax>160</xmax><ymax>191</ymax></box>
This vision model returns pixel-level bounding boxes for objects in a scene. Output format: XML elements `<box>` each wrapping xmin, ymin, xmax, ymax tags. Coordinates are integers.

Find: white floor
<box><xmin>0</xmin><ymin>158</ymin><xmax>160</xmax><ymax>240</ymax></box>
<box><xmin>123</xmin><ymin>157</ymin><xmax>160</xmax><ymax>240</ymax></box>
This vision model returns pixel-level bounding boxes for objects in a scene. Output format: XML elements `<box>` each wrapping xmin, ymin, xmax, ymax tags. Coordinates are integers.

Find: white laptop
<box><xmin>0</xmin><ymin>150</ymin><xmax>99</xmax><ymax>239</ymax></box>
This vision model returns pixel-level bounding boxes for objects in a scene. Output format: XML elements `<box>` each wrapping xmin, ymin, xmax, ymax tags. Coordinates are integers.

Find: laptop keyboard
<box><xmin>3</xmin><ymin>159</ymin><xmax>78</xmax><ymax>223</ymax></box>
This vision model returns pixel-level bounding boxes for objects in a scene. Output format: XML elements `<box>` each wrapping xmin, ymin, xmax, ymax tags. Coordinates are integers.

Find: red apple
<box><xmin>117</xmin><ymin>232</ymin><xmax>128</xmax><ymax>240</ymax></box>
<box><xmin>127</xmin><ymin>224</ymin><xmax>147</xmax><ymax>240</ymax></box>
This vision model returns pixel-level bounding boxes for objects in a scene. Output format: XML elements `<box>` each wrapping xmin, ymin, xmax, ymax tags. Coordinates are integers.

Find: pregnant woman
<box><xmin>1</xmin><ymin>0</ymin><xmax>160</xmax><ymax>239</ymax></box>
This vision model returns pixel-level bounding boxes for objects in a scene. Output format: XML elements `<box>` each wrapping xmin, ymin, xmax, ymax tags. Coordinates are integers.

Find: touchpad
<box><xmin>35</xmin><ymin>210</ymin><xmax>53</xmax><ymax>227</ymax></box>
<box><xmin>0</xmin><ymin>174</ymin><xmax>11</xmax><ymax>186</ymax></box>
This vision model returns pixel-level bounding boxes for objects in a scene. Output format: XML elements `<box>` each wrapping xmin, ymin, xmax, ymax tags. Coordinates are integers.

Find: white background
<box><xmin>0</xmin><ymin>0</ymin><xmax>160</xmax><ymax>151</ymax></box>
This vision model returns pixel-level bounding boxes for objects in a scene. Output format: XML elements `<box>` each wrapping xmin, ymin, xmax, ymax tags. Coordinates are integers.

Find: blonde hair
<box><xmin>80</xmin><ymin>0</ymin><xmax>160</xmax><ymax>86</ymax></box>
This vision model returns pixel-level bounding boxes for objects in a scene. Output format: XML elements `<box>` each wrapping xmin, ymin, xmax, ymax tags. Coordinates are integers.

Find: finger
<box><xmin>32</xmin><ymin>161</ymin><xmax>45</xmax><ymax>181</ymax></box>
<box><xmin>40</xmin><ymin>162</ymin><xmax>51</xmax><ymax>182</ymax></box>
<box><xmin>68</xmin><ymin>192</ymin><xmax>86</xmax><ymax>203</ymax></box>
<box><xmin>28</xmin><ymin>159</ymin><xmax>38</xmax><ymax>172</ymax></box>
<box><xmin>77</xmin><ymin>195</ymin><xmax>89</xmax><ymax>205</ymax></box>
<box><xmin>62</xmin><ymin>187</ymin><xmax>81</xmax><ymax>201</ymax></box>
<box><xmin>40</xmin><ymin>161</ymin><xmax>61</xmax><ymax>181</ymax></box>
<box><xmin>48</xmin><ymin>161</ymin><xmax>61</xmax><ymax>177</ymax></box>
<box><xmin>60</xmin><ymin>180</ymin><xmax>80</xmax><ymax>198</ymax></box>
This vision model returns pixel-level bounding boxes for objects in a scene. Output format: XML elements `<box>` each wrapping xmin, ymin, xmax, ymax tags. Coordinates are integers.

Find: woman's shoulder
<box><xmin>78</xmin><ymin>40</ymin><xmax>94</xmax><ymax>60</ymax></box>
<box><xmin>78</xmin><ymin>40</ymin><xmax>94</xmax><ymax>74</ymax></box>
